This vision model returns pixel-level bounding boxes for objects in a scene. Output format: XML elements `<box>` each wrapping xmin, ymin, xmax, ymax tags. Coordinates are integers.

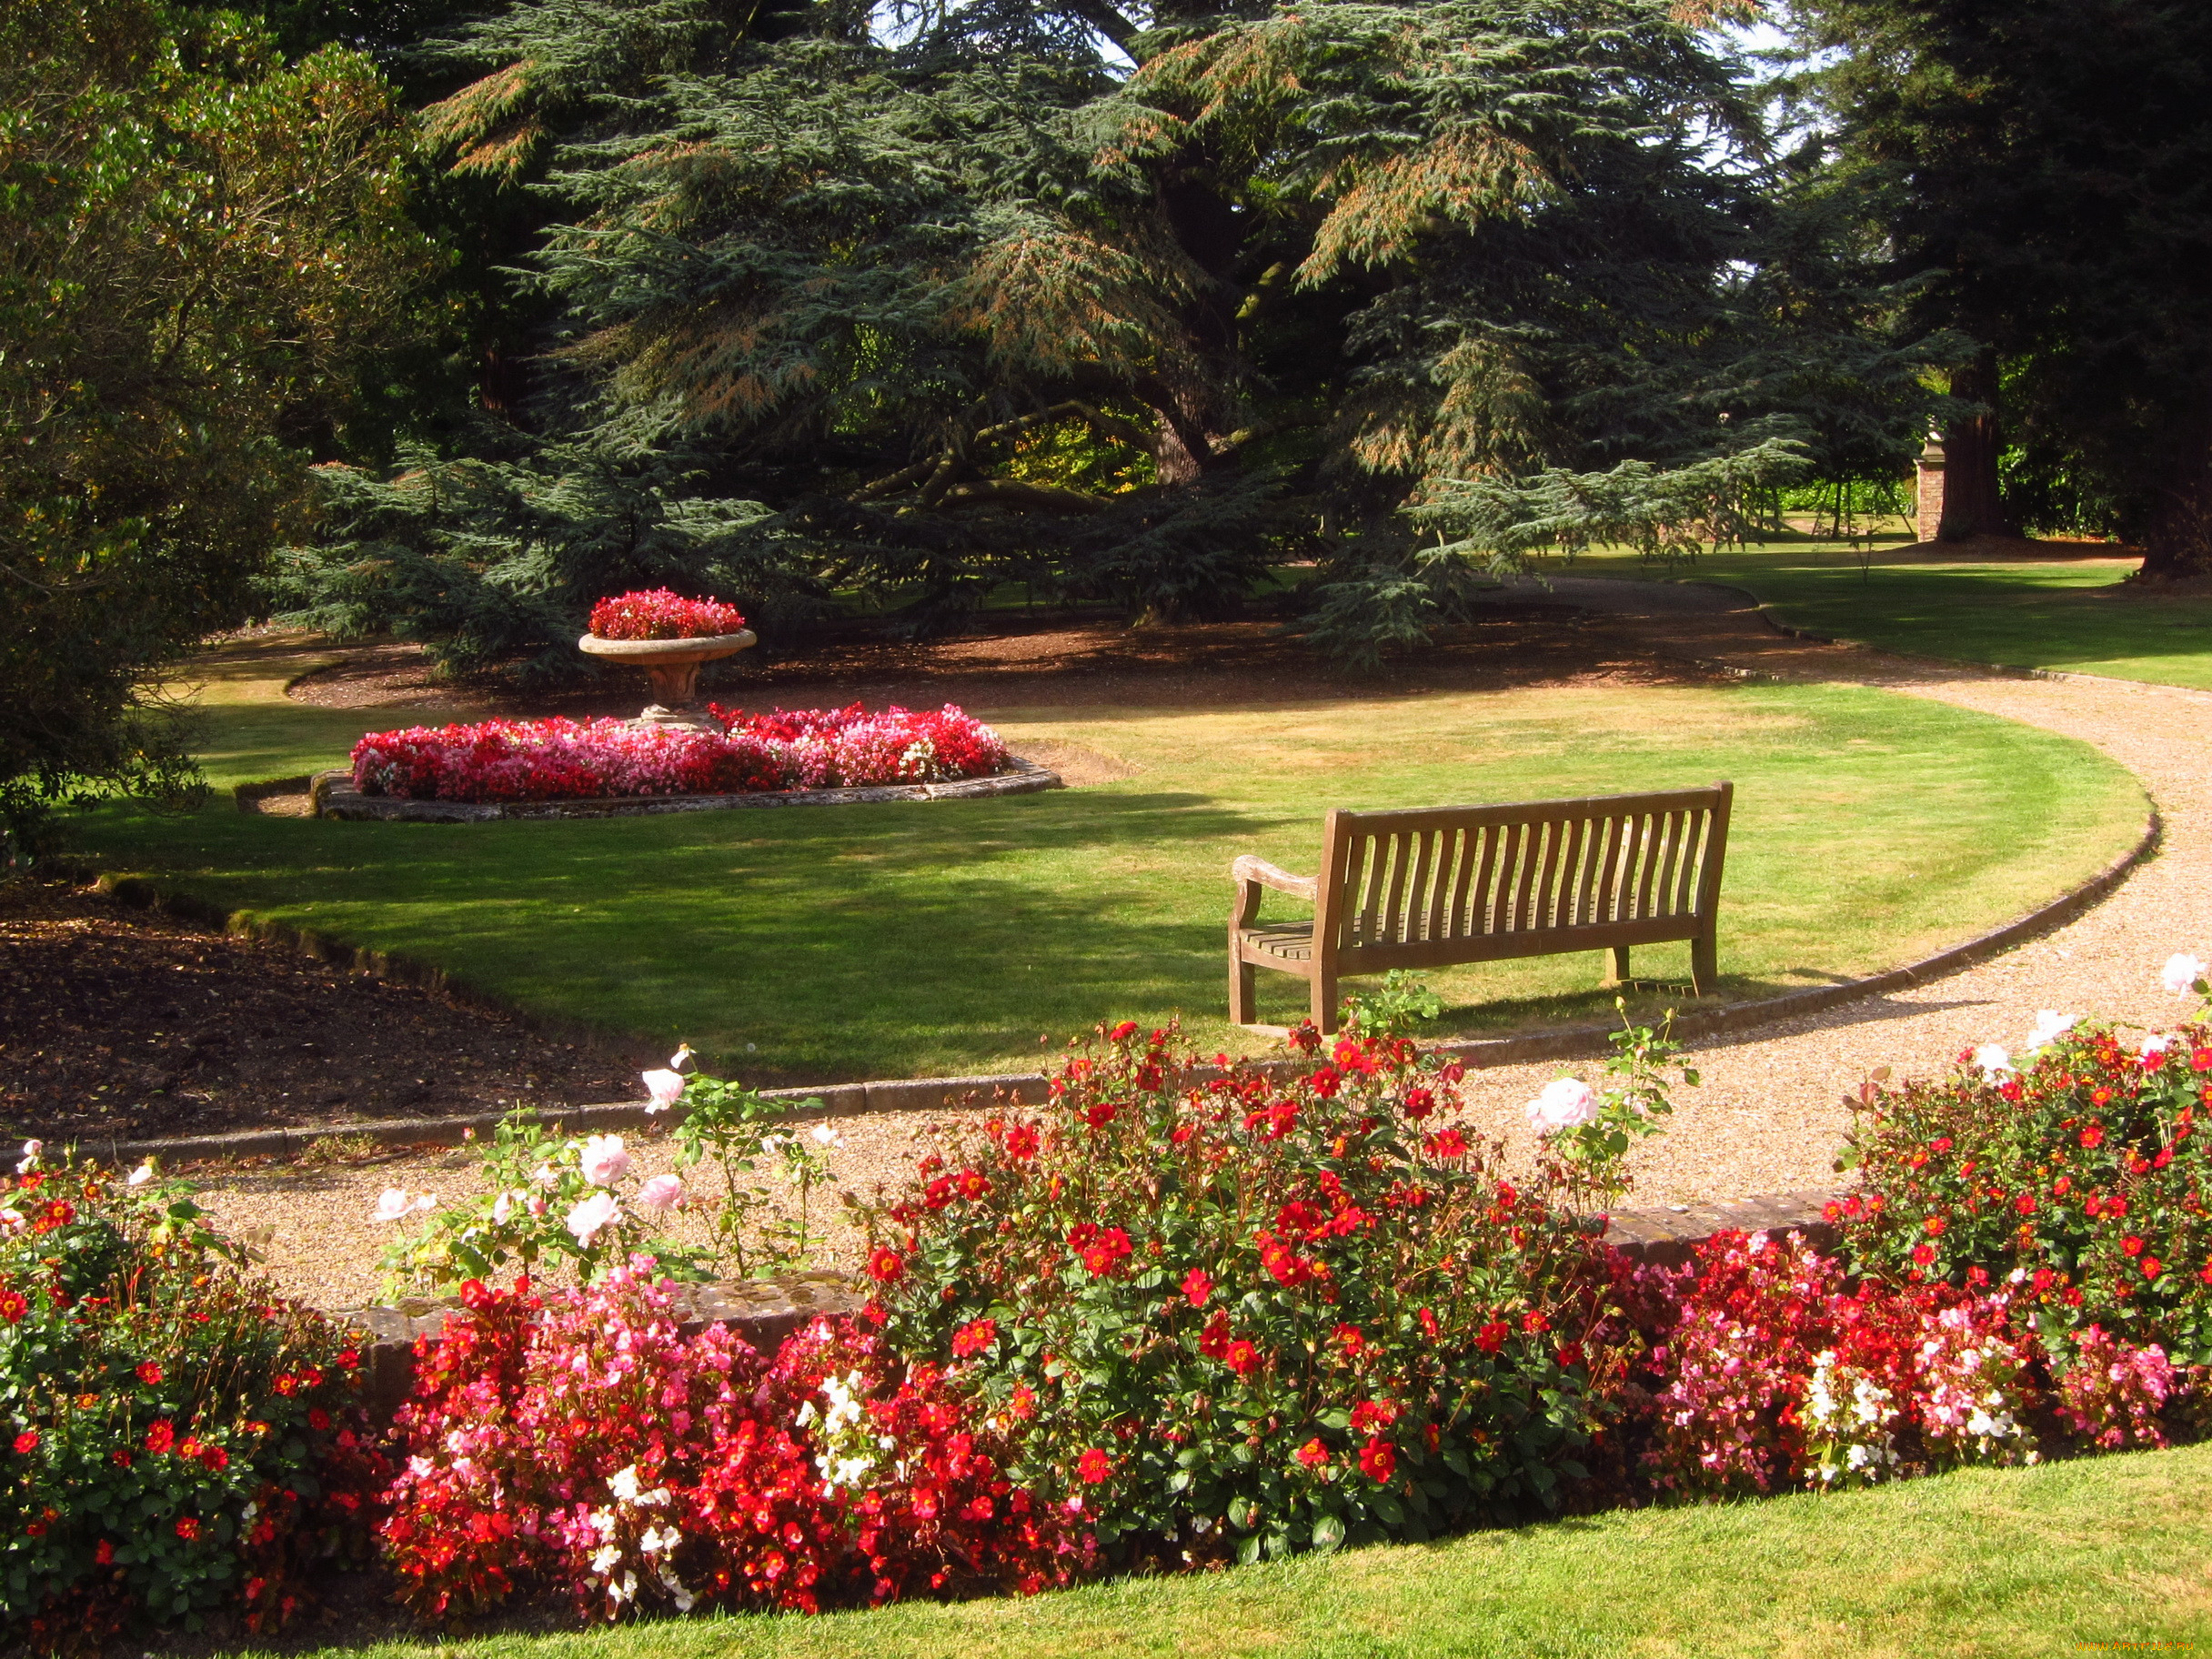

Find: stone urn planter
<box><xmin>577</xmin><ymin>629</ymin><xmax>756</xmax><ymax>729</ymax></box>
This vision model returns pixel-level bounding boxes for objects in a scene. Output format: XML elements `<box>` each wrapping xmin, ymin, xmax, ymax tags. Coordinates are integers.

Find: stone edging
<box><xmin>334</xmin><ymin>1195</ymin><xmax>1841</xmax><ymax>1418</ymax></box>
<box><xmin>310</xmin><ymin>757</ymin><xmax>1062</xmax><ymax>821</ymax></box>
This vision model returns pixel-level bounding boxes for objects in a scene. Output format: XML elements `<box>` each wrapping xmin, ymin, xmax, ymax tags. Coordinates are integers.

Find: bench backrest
<box><xmin>1317</xmin><ymin>783</ymin><xmax>1732</xmax><ymax>964</ymax></box>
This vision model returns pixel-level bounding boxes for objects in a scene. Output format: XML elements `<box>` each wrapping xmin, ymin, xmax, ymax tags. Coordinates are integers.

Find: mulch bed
<box><xmin>0</xmin><ymin>875</ymin><xmax>649</xmax><ymax>1144</ymax></box>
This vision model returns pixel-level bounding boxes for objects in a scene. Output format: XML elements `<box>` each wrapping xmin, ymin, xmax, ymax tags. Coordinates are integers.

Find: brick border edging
<box><xmin>308</xmin><ymin>757</ymin><xmax>1063</xmax><ymax>822</ymax></box>
<box><xmin>334</xmin><ymin>1193</ymin><xmax>1842</xmax><ymax>1420</ymax></box>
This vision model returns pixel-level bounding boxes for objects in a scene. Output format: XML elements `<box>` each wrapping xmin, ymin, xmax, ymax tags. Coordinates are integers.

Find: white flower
<box><xmin>1973</xmin><ymin>1044</ymin><xmax>2014</xmax><ymax>1078</ymax></box>
<box><xmin>15</xmin><ymin>1141</ymin><xmax>40</xmax><ymax>1176</ymax></box>
<box><xmin>531</xmin><ymin>1163</ymin><xmax>559</xmax><ymax>1190</ymax></box>
<box><xmin>126</xmin><ymin>1163</ymin><xmax>154</xmax><ymax>1187</ymax></box>
<box><xmin>608</xmin><ymin>1465</ymin><xmax>641</xmax><ymax>1502</ymax></box>
<box><xmin>580</xmin><ymin>1134</ymin><xmax>631</xmax><ymax>1187</ymax></box>
<box><xmin>1525</xmin><ymin>1078</ymin><xmax>1600</xmax><ymax>1133</ymax></box>
<box><xmin>2161</xmin><ymin>952</ymin><xmax>2207</xmax><ymax>995</ymax></box>
<box><xmin>668</xmin><ymin>1043</ymin><xmax>695</xmax><ymax>1072</ymax></box>
<box><xmin>567</xmin><ymin>1191</ymin><xmax>619</xmax><ymax>1245</ymax></box>
<box><xmin>2143</xmin><ymin>1032</ymin><xmax>2174</xmax><ymax>1061</ymax></box>
<box><xmin>640</xmin><ymin>1070</ymin><xmax>685</xmax><ymax>1113</ymax></box>
<box><xmin>2020</xmin><ymin>1010</ymin><xmax>2076</xmax><ymax>1054</ymax></box>
<box><xmin>371</xmin><ymin>1187</ymin><xmax>434</xmax><ymax>1222</ymax></box>
<box><xmin>636</xmin><ymin>1173</ymin><xmax>684</xmax><ymax>1212</ymax></box>
<box><xmin>810</xmin><ymin>1122</ymin><xmax>843</xmax><ymax>1148</ymax></box>
<box><xmin>590</xmin><ymin>1543</ymin><xmax>622</xmax><ymax>1576</ymax></box>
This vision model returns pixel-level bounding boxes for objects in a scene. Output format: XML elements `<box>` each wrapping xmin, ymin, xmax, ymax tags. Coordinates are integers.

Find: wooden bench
<box><xmin>1229</xmin><ymin>783</ymin><xmax>1734</xmax><ymax>1033</ymax></box>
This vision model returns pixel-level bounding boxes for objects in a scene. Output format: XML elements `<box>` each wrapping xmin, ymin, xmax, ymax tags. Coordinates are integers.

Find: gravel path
<box><xmin>181</xmin><ymin>582</ymin><xmax>2212</xmax><ymax>1309</ymax></box>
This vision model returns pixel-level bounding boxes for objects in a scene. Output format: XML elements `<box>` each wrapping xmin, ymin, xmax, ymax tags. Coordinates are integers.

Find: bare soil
<box><xmin>0</xmin><ymin>876</ymin><xmax>649</xmax><ymax>1145</ymax></box>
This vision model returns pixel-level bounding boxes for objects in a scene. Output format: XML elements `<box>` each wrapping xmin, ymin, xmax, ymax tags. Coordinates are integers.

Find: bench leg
<box><xmin>1690</xmin><ymin>934</ymin><xmax>1717</xmax><ymax>998</ymax></box>
<box><xmin>1312</xmin><ymin>970</ymin><xmax>1338</xmax><ymax>1035</ymax></box>
<box><xmin>1230</xmin><ymin>940</ymin><xmax>1257</xmax><ymax>1026</ymax></box>
<box><xmin>1607</xmin><ymin>946</ymin><xmax>1632</xmax><ymax>986</ymax></box>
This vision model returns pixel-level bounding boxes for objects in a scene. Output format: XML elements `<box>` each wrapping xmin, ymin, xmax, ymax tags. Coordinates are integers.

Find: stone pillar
<box><xmin>1914</xmin><ymin>433</ymin><xmax>1946</xmax><ymax>541</ymax></box>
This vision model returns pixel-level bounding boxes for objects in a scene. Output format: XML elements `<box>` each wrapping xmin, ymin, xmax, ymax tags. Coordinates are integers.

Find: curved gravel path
<box><xmin>186</xmin><ymin>582</ymin><xmax>2212</xmax><ymax>1307</ymax></box>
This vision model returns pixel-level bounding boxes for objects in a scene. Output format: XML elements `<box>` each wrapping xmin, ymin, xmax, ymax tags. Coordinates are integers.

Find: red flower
<box><xmin>1473</xmin><ymin>1320</ymin><xmax>1510</xmax><ymax>1353</ymax></box>
<box><xmin>950</xmin><ymin>1317</ymin><xmax>998</xmax><ymax>1359</ymax></box>
<box><xmin>865</xmin><ymin>1246</ymin><xmax>906</xmax><ymax>1283</ymax></box>
<box><xmin>1522</xmin><ymin>1310</ymin><xmax>1551</xmax><ymax>1333</ymax></box>
<box><xmin>1295</xmin><ymin>1437</ymin><xmax>1331</xmax><ymax>1469</ymax></box>
<box><xmin>175</xmin><ymin>1517</ymin><xmax>201</xmax><ymax>1542</ymax></box>
<box><xmin>2141</xmin><ymin>1258</ymin><xmax>2164</xmax><ymax>1280</ymax></box>
<box><xmin>1357</xmin><ymin>1437</ymin><xmax>1396</xmax><ymax>1483</ymax></box>
<box><xmin>1555</xmin><ymin>1342</ymin><xmax>1584</xmax><ymax>1369</ymax></box>
<box><xmin>1309</xmin><ymin>1067</ymin><xmax>1342</xmax><ymax>1099</ymax></box>
<box><xmin>2122</xmin><ymin>1235</ymin><xmax>2146</xmax><ymax>1257</ymax></box>
<box><xmin>136</xmin><ymin>1362</ymin><xmax>163</xmax><ymax>1387</ymax></box>
<box><xmin>1223</xmin><ymin>1340</ymin><xmax>1261</xmax><ymax>1377</ymax></box>
<box><xmin>1332</xmin><ymin>1322</ymin><xmax>1365</xmax><ymax>1356</ymax></box>
<box><xmin>1082</xmin><ymin>1228</ymin><xmax>1133</xmax><ymax>1276</ymax></box>
<box><xmin>1002</xmin><ymin>1124</ymin><xmax>1040</xmax><ymax>1160</ymax></box>
<box><xmin>1418</xmin><ymin>1307</ymin><xmax>1440</xmax><ymax>1342</ymax></box>
<box><xmin>1350</xmin><ymin>1399</ymin><xmax>1397</xmax><ymax>1433</ymax></box>
<box><xmin>1912</xmin><ymin>1243</ymin><xmax>1937</xmax><ymax>1267</ymax></box>
<box><xmin>1930</xmin><ymin>1136</ymin><xmax>1952</xmax><ymax>1154</ymax></box>
<box><xmin>1423</xmin><ymin>1127</ymin><xmax>1468</xmax><ymax>1160</ymax></box>
<box><xmin>2014</xmin><ymin>1192</ymin><xmax>2036</xmax><ymax>1215</ymax></box>
<box><xmin>145</xmin><ymin>1421</ymin><xmax>175</xmax><ymax>1454</ymax></box>
<box><xmin>2195</xmin><ymin>1047</ymin><xmax>2212</xmax><ymax>1072</ymax></box>
<box><xmin>1403</xmin><ymin>1088</ymin><xmax>1436</xmax><ymax>1121</ymax></box>
<box><xmin>1076</xmin><ymin>1448</ymin><xmax>1112</xmax><ymax>1483</ymax></box>
<box><xmin>308</xmin><ymin>1408</ymin><xmax>332</xmax><ymax>1431</ymax></box>
<box><xmin>1922</xmin><ymin>1214</ymin><xmax>1947</xmax><ymax>1236</ymax></box>
<box><xmin>2080</xmin><ymin>1123</ymin><xmax>2106</xmax><ymax>1149</ymax></box>
<box><xmin>957</xmin><ymin>1169</ymin><xmax>990</xmax><ymax>1200</ymax></box>
<box><xmin>1108</xmin><ymin>1021</ymin><xmax>1140</xmax><ymax>1042</ymax></box>
<box><xmin>95</xmin><ymin>1539</ymin><xmax>113</xmax><ymax>1565</ymax></box>
<box><xmin>1181</xmin><ymin>1267</ymin><xmax>1212</xmax><ymax>1308</ymax></box>
<box><xmin>11</xmin><ymin>1430</ymin><xmax>35</xmax><ymax>1455</ymax></box>
<box><xmin>0</xmin><ymin>1290</ymin><xmax>24</xmax><ymax>1323</ymax></box>
<box><xmin>197</xmin><ymin>1443</ymin><xmax>229</xmax><ymax>1472</ymax></box>
<box><xmin>2053</xmin><ymin>1175</ymin><xmax>2072</xmax><ymax>1197</ymax></box>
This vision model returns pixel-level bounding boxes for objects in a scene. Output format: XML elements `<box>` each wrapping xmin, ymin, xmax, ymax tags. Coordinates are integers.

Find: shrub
<box><xmin>379</xmin><ymin>1269</ymin><xmax>1090</xmax><ymax>1623</ymax></box>
<box><xmin>857</xmin><ymin>1013</ymin><xmax>1694</xmax><ymax>1564</ymax></box>
<box><xmin>1835</xmin><ymin>966</ymin><xmax>2212</xmax><ymax>1368</ymax></box>
<box><xmin>349</xmin><ymin>704</ymin><xmax>1008</xmax><ymax>803</ymax></box>
<box><xmin>587</xmin><ymin>589</ymin><xmax>748</xmax><ymax>640</ymax></box>
<box><xmin>0</xmin><ymin>1151</ymin><xmax>385</xmax><ymax>1650</ymax></box>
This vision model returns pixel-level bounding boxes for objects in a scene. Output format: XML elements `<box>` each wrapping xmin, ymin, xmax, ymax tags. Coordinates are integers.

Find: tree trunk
<box><xmin>1937</xmin><ymin>353</ymin><xmax>2016</xmax><ymax>540</ymax></box>
<box><xmin>2135</xmin><ymin>402</ymin><xmax>2212</xmax><ymax>580</ymax></box>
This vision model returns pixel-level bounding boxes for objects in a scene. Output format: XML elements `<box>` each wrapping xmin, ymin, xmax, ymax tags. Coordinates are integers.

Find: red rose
<box><xmin>1076</xmin><ymin>1448</ymin><xmax>1112</xmax><ymax>1483</ymax></box>
<box><xmin>1357</xmin><ymin>1437</ymin><xmax>1396</xmax><ymax>1483</ymax></box>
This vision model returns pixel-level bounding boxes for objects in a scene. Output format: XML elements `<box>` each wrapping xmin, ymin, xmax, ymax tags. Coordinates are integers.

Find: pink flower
<box><xmin>2160</xmin><ymin>952</ymin><xmax>2207</xmax><ymax>995</ymax></box>
<box><xmin>567</xmin><ymin>1191</ymin><xmax>619</xmax><ymax>1245</ymax></box>
<box><xmin>1526</xmin><ymin>1078</ymin><xmax>1599</xmax><ymax>1133</ymax></box>
<box><xmin>641</xmin><ymin>1070</ymin><xmax>685</xmax><ymax>1112</ymax></box>
<box><xmin>636</xmin><ymin>1174</ymin><xmax>684</xmax><ymax>1212</ymax></box>
<box><xmin>371</xmin><ymin>1187</ymin><xmax>434</xmax><ymax>1222</ymax></box>
<box><xmin>580</xmin><ymin>1134</ymin><xmax>631</xmax><ymax>1187</ymax></box>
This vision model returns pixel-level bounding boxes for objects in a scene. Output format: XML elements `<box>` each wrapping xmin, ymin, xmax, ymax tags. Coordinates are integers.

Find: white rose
<box><xmin>1526</xmin><ymin>1077</ymin><xmax>1600</xmax><ymax>1134</ymax></box>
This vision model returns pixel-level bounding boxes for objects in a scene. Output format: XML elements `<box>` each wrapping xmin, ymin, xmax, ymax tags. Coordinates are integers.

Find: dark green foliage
<box><xmin>0</xmin><ymin>2</ymin><xmax>429</xmax><ymax>858</ymax></box>
<box><xmin>1792</xmin><ymin>0</ymin><xmax>2212</xmax><ymax>575</ymax></box>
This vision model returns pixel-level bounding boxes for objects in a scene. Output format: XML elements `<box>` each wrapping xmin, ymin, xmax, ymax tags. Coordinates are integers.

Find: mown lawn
<box><xmin>60</xmin><ymin>636</ymin><xmax>2147</xmax><ymax>1083</ymax></box>
<box><xmin>256</xmin><ymin>1441</ymin><xmax>2211</xmax><ymax>1659</ymax></box>
<box><xmin>1577</xmin><ymin>540</ymin><xmax>2212</xmax><ymax>689</ymax></box>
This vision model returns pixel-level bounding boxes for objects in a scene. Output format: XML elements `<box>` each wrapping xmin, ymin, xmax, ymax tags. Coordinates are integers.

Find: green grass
<box><xmin>61</xmin><ymin>636</ymin><xmax>2147</xmax><ymax>1083</ymax></box>
<box><xmin>1574</xmin><ymin>538</ymin><xmax>2212</xmax><ymax>689</ymax></box>
<box><xmin>260</xmin><ymin>1442</ymin><xmax>2212</xmax><ymax>1658</ymax></box>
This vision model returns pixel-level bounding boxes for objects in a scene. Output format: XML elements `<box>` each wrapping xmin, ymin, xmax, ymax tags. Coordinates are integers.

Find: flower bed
<box><xmin>0</xmin><ymin>1151</ymin><xmax>385</xmax><ymax>1650</ymax></box>
<box><xmin>349</xmin><ymin>704</ymin><xmax>1009</xmax><ymax>804</ymax></box>
<box><xmin>586</xmin><ymin>589</ymin><xmax>746</xmax><ymax>641</ymax></box>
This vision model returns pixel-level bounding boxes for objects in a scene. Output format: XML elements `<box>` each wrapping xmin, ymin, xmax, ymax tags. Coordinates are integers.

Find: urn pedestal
<box><xmin>577</xmin><ymin>629</ymin><xmax>758</xmax><ymax>730</ymax></box>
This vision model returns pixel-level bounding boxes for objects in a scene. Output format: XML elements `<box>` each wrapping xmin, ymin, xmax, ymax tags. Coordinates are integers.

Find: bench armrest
<box><xmin>1231</xmin><ymin>855</ymin><xmax>1318</xmax><ymax>903</ymax></box>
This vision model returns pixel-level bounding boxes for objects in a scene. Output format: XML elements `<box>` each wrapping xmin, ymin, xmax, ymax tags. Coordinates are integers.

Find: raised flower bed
<box><xmin>317</xmin><ymin>703</ymin><xmax>1058</xmax><ymax>821</ymax></box>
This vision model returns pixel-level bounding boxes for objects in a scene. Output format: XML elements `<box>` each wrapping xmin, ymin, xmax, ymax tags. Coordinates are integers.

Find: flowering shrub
<box><xmin>587</xmin><ymin>589</ymin><xmax>746</xmax><ymax>640</ymax></box>
<box><xmin>1835</xmin><ymin>958</ymin><xmax>2212</xmax><ymax>1368</ymax></box>
<box><xmin>0</xmin><ymin>1151</ymin><xmax>385</xmax><ymax>1650</ymax></box>
<box><xmin>380</xmin><ymin>1269</ymin><xmax>1091</xmax><ymax>1623</ymax></box>
<box><xmin>350</xmin><ymin>704</ymin><xmax>1007</xmax><ymax>803</ymax></box>
<box><xmin>859</xmin><ymin>1011</ymin><xmax>1695</xmax><ymax>1564</ymax></box>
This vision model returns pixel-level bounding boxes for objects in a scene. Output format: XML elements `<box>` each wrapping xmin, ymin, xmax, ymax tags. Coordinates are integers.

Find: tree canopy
<box><xmin>0</xmin><ymin>2</ymin><xmax>429</xmax><ymax>853</ymax></box>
